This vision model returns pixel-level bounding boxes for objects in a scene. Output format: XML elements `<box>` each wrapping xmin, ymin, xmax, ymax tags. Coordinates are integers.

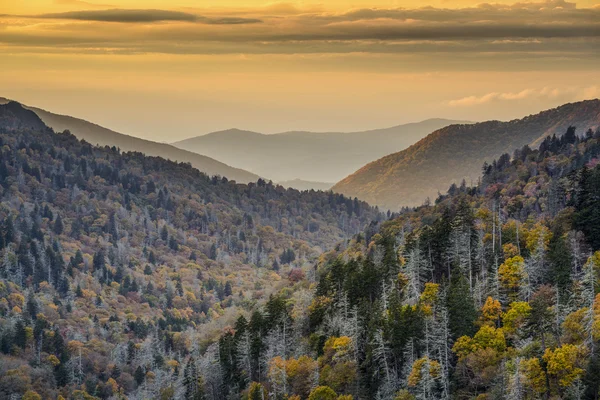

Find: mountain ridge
<box><xmin>332</xmin><ymin>99</ymin><xmax>600</xmax><ymax>210</ymax></box>
<box><xmin>172</xmin><ymin>118</ymin><xmax>472</xmax><ymax>184</ymax></box>
<box><xmin>0</xmin><ymin>97</ymin><xmax>261</xmax><ymax>184</ymax></box>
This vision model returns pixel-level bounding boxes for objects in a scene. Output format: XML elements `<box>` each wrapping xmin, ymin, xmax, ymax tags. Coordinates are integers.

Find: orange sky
<box><xmin>1</xmin><ymin>0</ymin><xmax>598</xmax><ymax>140</ymax></box>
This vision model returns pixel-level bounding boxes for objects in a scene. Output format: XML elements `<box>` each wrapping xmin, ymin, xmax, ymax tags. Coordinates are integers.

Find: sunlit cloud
<box><xmin>0</xmin><ymin>0</ymin><xmax>597</xmax><ymax>55</ymax></box>
<box><xmin>448</xmin><ymin>86</ymin><xmax>599</xmax><ymax>107</ymax></box>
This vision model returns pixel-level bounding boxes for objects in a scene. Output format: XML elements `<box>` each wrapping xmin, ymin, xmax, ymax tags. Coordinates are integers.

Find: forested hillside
<box><xmin>211</xmin><ymin>125</ymin><xmax>600</xmax><ymax>399</ymax></box>
<box><xmin>333</xmin><ymin>100</ymin><xmax>600</xmax><ymax>210</ymax></box>
<box><xmin>3</xmin><ymin>96</ymin><xmax>600</xmax><ymax>400</ymax></box>
<box><xmin>0</xmin><ymin>102</ymin><xmax>380</xmax><ymax>399</ymax></box>
<box><xmin>0</xmin><ymin>97</ymin><xmax>261</xmax><ymax>184</ymax></box>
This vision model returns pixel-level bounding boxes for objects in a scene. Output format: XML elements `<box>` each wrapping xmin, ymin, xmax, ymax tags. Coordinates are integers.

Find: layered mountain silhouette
<box><xmin>172</xmin><ymin>119</ymin><xmax>469</xmax><ymax>185</ymax></box>
<box><xmin>333</xmin><ymin>99</ymin><xmax>600</xmax><ymax>210</ymax></box>
<box><xmin>0</xmin><ymin>97</ymin><xmax>261</xmax><ymax>183</ymax></box>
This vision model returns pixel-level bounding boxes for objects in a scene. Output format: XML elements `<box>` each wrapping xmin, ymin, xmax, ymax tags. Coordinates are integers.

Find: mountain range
<box><xmin>0</xmin><ymin>97</ymin><xmax>260</xmax><ymax>184</ymax></box>
<box><xmin>172</xmin><ymin>119</ymin><xmax>470</xmax><ymax>184</ymax></box>
<box><xmin>333</xmin><ymin>99</ymin><xmax>600</xmax><ymax>210</ymax></box>
<box><xmin>3</xmin><ymin>96</ymin><xmax>600</xmax><ymax>399</ymax></box>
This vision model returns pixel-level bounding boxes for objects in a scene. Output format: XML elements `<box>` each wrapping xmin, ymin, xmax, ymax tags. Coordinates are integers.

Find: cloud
<box><xmin>39</xmin><ymin>9</ymin><xmax>199</xmax><ymax>23</ymax></box>
<box><xmin>36</xmin><ymin>9</ymin><xmax>261</xmax><ymax>24</ymax></box>
<box><xmin>0</xmin><ymin>1</ymin><xmax>597</xmax><ymax>56</ymax></box>
<box><xmin>448</xmin><ymin>86</ymin><xmax>598</xmax><ymax>107</ymax></box>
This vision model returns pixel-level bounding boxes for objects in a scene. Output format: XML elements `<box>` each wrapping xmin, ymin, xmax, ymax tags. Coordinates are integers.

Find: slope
<box><xmin>172</xmin><ymin>119</ymin><xmax>470</xmax><ymax>184</ymax></box>
<box><xmin>0</xmin><ymin>102</ymin><xmax>380</xmax><ymax>399</ymax></box>
<box><xmin>0</xmin><ymin>97</ymin><xmax>261</xmax><ymax>183</ymax></box>
<box><xmin>333</xmin><ymin>99</ymin><xmax>600</xmax><ymax>210</ymax></box>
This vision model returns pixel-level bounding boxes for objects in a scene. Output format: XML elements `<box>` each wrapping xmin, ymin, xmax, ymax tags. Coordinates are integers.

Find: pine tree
<box><xmin>53</xmin><ymin>214</ymin><xmax>64</xmax><ymax>235</ymax></box>
<box><xmin>134</xmin><ymin>365</ymin><xmax>145</xmax><ymax>386</ymax></box>
<box><xmin>446</xmin><ymin>274</ymin><xmax>477</xmax><ymax>339</ymax></box>
<box><xmin>183</xmin><ymin>357</ymin><xmax>205</xmax><ymax>400</ymax></box>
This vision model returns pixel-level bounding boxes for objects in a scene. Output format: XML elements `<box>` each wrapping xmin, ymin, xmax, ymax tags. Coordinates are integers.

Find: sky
<box><xmin>0</xmin><ymin>0</ymin><xmax>599</xmax><ymax>141</ymax></box>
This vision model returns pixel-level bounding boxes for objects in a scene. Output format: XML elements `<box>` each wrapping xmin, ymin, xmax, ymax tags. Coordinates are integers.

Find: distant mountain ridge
<box><xmin>332</xmin><ymin>99</ymin><xmax>600</xmax><ymax>210</ymax></box>
<box><xmin>0</xmin><ymin>97</ymin><xmax>261</xmax><ymax>183</ymax></box>
<box><xmin>172</xmin><ymin>119</ymin><xmax>471</xmax><ymax>184</ymax></box>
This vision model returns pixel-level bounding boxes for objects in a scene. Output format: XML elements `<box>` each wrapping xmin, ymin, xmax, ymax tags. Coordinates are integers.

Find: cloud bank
<box><xmin>0</xmin><ymin>0</ymin><xmax>598</xmax><ymax>57</ymax></box>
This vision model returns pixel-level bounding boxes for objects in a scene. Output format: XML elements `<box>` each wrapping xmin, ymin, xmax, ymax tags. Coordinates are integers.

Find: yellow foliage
<box><xmin>22</xmin><ymin>390</ymin><xmax>42</xmax><ymax>400</ymax></box>
<box><xmin>72</xmin><ymin>390</ymin><xmax>100</xmax><ymax>400</ymax></box>
<box><xmin>107</xmin><ymin>377</ymin><xmax>119</xmax><ymax>393</ymax></box>
<box><xmin>524</xmin><ymin>223</ymin><xmax>551</xmax><ymax>254</ymax></box>
<box><xmin>503</xmin><ymin>243</ymin><xmax>519</xmax><ymax>259</ymax></box>
<box><xmin>453</xmin><ymin>325</ymin><xmax>507</xmax><ymax>360</ymax></box>
<box><xmin>247</xmin><ymin>381</ymin><xmax>267</xmax><ymax>399</ymax></box>
<box><xmin>394</xmin><ymin>390</ymin><xmax>416</xmax><ymax>400</ymax></box>
<box><xmin>594</xmin><ymin>293</ymin><xmax>600</xmax><ymax>342</ymax></box>
<box><xmin>498</xmin><ymin>256</ymin><xmax>526</xmax><ymax>302</ymax></box>
<box><xmin>81</xmin><ymin>288</ymin><xmax>96</xmax><ymax>298</ymax></box>
<box><xmin>46</xmin><ymin>354</ymin><xmax>61</xmax><ymax>366</ymax></box>
<box><xmin>407</xmin><ymin>357</ymin><xmax>441</xmax><ymax>387</ymax></box>
<box><xmin>309</xmin><ymin>296</ymin><xmax>334</xmax><ymax>315</ymax></box>
<box><xmin>322</xmin><ymin>336</ymin><xmax>352</xmax><ymax>362</ymax></box>
<box><xmin>419</xmin><ymin>283</ymin><xmax>439</xmax><ymax>316</ymax></box>
<box><xmin>308</xmin><ymin>386</ymin><xmax>338</xmax><ymax>400</ymax></box>
<box><xmin>502</xmin><ymin>301</ymin><xmax>531</xmax><ymax>334</ymax></box>
<box><xmin>562</xmin><ymin>308</ymin><xmax>588</xmax><ymax>344</ymax></box>
<box><xmin>8</xmin><ymin>293</ymin><xmax>25</xmax><ymax>307</ymax></box>
<box><xmin>473</xmin><ymin>325</ymin><xmax>506</xmax><ymax>352</ymax></box>
<box><xmin>520</xmin><ymin>358</ymin><xmax>547</xmax><ymax>394</ymax></box>
<box><xmin>479</xmin><ymin>297</ymin><xmax>502</xmax><ymax>326</ymax></box>
<box><xmin>320</xmin><ymin>336</ymin><xmax>356</xmax><ymax>393</ymax></box>
<box><xmin>24</xmin><ymin>326</ymin><xmax>33</xmax><ymax>341</ymax></box>
<box><xmin>68</xmin><ymin>340</ymin><xmax>85</xmax><ymax>353</ymax></box>
<box><xmin>12</xmin><ymin>305</ymin><xmax>22</xmax><ymax>314</ymax></box>
<box><xmin>543</xmin><ymin>344</ymin><xmax>585</xmax><ymax>388</ymax></box>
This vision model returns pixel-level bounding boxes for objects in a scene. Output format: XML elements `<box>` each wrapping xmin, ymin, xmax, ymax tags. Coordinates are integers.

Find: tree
<box><xmin>499</xmin><ymin>255</ymin><xmax>527</xmax><ymax>303</ymax></box>
<box><xmin>308</xmin><ymin>386</ymin><xmax>337</xmax><ymax>400</ymax></box>
<box><xmin>26</xmin><ymin>291</ymin><xmax>38</xmax><ymax>319</ymax></box>
<box><xmin>184</xmin><ymin>357</ymin><xmax>205</xmax><ymax>400</ymax></box>
<box><xmin>502</xmin><ymin>301</ymin><xmax>531</xmax><ymax>335</ymax></box>
<box><xmin>319</xmin><ymin>337</ymin><xmax>355</xmax><ymax>395</ymax></box>
<box><xmin>479</xmin><ymin>297</ymin><xmax>502</xmax><ymax>327</ymax></box>
<box><xmin>53</xmin><ymin>214</ymin><xmax>64</xmax><ymax>235</ymax></box>
<box><xmin>548</xmin><ymin>230</ymin><xmax>573</xmax><ymax>296</ymax></box>
<box><xmin>543</xmin><ymin>344</ymin><xmax>585</xmax><ymax>391</ymax></box>
<box><xmin>134</xmin><ymin>365</ymin><xmax>145</xmax><ymax>386</ymax></box>
<box><xmin>447</xmin><ymin>274</ymin><xmax>477</xmax><ymax>339</ymax></box>
<box><xmin>22</xmin><ymin>391</ymin><xmax>42</xmax><ymax>400</ymax></box>
<box><xmin>525</xmin><ymin>285</ymin><xmax>555</xmax><ymax>352</ymax></box>
<box><xmin>209</xmin><ymin>243</ymin><xmax>217</xmax><ymax>261</ymax></box>
<box><xmin>575</xmin><ymin>166</ymin><xmax>600</xmax><ymax>251</ymax></box>
<box><xmin>247</xmin><ymin>382</ymin><xmax>266</xmax><ymax>400</ymax></box>
<box><xmin>161</xmin><ymin>225</ymin><xmax>169</xmax><ymax>241</ymax></box>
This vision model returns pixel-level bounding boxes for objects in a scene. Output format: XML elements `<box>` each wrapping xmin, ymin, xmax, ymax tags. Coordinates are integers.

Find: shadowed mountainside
<box><xmin>333</xmin><ymin>99</ymin><xmax>600</xmax><ymax>210</ymax></box>
<box><xmin>0</xmin><ymin>97</ymin><xmax>261</xmax><ymax>183</ymax></box>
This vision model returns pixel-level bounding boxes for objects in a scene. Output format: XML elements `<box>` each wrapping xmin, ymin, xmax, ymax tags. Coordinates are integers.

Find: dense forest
<box><xmin>0</xmin><ymin>102</ymin><xmax>380</xmax><ymax>400</ymax></box>
<box><xmin>1</xmin><ymin>99</ymin><xmax>600</xmax><ymax>400</ymax></box>
<box><xmin>212</xmin><ymin>126</ymin><xmax>600</xmax><ymax>399</ymax></box>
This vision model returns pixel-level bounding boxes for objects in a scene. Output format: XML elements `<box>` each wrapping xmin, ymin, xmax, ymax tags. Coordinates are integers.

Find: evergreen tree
<box><xmin>53</xmin><ymin>214</ymin><xmax>64</xmax><ymax>235</ymax></box>
<box><xmin>446</xmin><ymin>274</ymin><xmax>477</xmax><ymax>339</ymax></box>
<box><xmin>134</xmin><ymin>365</ymin><xmax>145</xmax><ymax>386</ymax></box>
<box><xmin>575</xmin><ymin>166</ymin><xmax>600</xmax><ymax>251</ymax></box>
<box><xmin>183</xmin><ymin>357</ymin><xmax>205</xmax><ymax>400</ymax></box>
